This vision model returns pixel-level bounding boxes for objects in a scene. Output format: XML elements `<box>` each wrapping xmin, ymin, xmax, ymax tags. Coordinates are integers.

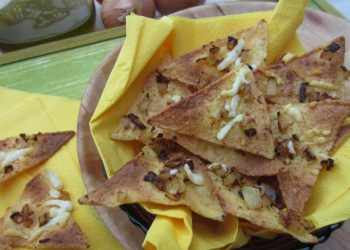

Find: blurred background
<box><xmin>0</xmin><ymin>0</ymin><xmax>349</xmax><ymax>54</ymax></box>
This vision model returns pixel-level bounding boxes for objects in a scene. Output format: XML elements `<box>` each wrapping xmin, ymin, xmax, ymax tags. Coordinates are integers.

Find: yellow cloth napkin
<box><xmin>89</xmin><ymin>0</ymin><xmax>350</xmax><ymax>249</ymax></box>
<box><xmin>0</xmin><ymin>87</ymin><xmax>123</xmax><ymax>250</ymax></box>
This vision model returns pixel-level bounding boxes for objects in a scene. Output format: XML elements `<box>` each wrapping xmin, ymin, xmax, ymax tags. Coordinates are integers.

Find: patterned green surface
<box><xmin>0</xmin><ymin>38</ymin><xmax>122</xmax><ymax>100</ymax></box>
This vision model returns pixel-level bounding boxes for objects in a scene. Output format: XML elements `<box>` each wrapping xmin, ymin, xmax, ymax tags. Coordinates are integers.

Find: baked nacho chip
<box><xmin>0</xmin><ymin>170</ymin><xmax>89</xmax><ymax>249</ymax></box>
<box><xmin>149</xmin><ymin>68</ymin><xmax>275</xmax><ymax>159</ymax></box>
<box><xmin>268</xmin><ymin>100</ymin><xmax>350</xmax><ymax>213</ymax></box>
<box><xmin>0</xmin><ymin>131</ymin><xmax>75</xmax><ymax>183</ymax></box>
<box><xmin>207</xmin><ymin>167</ymin><xmax>317</xmax><ymax>243</ymax></box>
<box><xmin>79</xmin><ymin>140</ymin><xmax>225</xmax><ymax>221</ymax></box>
<box><xmin>111</xmin><ymin>55</ymin><xmax>191</xmax><ymax>143</ymax></box>
<box><xmin>158</xmin><ymin>20</ymin><xmax>268</xmax><ymax>89</ymax></box>
<box><xmin>170</xmin><ymin>132</ymin><xmax>285</xmax><ymax>176</ymax></box>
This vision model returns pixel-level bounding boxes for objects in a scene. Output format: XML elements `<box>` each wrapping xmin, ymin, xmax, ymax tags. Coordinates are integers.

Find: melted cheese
<box><xmin>169</xmin><ymin>169</ymin><xmax>178</xmax><ymax>175</ymax></box>
<box><xmin>207</xmin><ymin>163</ymin><xmax>228</xmax><ymax>172</ymax></box>
<box><xmin>45</xmin><ymin>169</ymin><xmax>63</xmax><ymax>190</ymax></box>
<box><xmin>309</xmin><ymin>80</ymin><xmax>337</xmax><ymax>90</ymax></box>
<box><xmin>287</xmin><ymin>140</ymin><xmax>296</xmax><ymax>155</ymax></box>
<box><xmin>184</xmin><ymin>164</ymin><xmax>204</xmax><ymax>185</ymax></box>
<box><xmin>216</xmin><ymin>114</ymin><xmax>244</xmax><ymax>140</ymax></box>
<box><xmin>250</xmin><ymin>64</ymin><xmax>257</xmax><ymax>71</ymax></box>
<box><xmin>217</xmin><ymin>39</ymin><xmax>245</xmax><ymax>71</ymax></box>
<box><xmin>49</xmin><ymin>189</ymin><xmax>61</xmax><ymax>199</ymax></box>
<box><xmin>45</xmin><ymin>200</ymin><xmax>73</xmax><ymax>211</ymax></box>
<box><xmin>221</xmin><ymin>67</ymin><xmax>250</xmax><ymax>96</ymax></box>
<box><xmin>283</xmin><ymin>104</ymin><xmax>303</xmax><ymax>122</ymax></box>
<box><xmin>1</xmin><ymin>148</ymin><xmax>32</xmax><ymax>167</ymax></box>
<box><xmin>282</xmin><ymin>52</ymin><xmax>295</xmax><ymax>63</ymax></box>
<box><xmin>228</xmin><ymin>95</ymin><xmax>240</xmax><ymax>118</ymax></box>
<box><xmin>171</xmin><ymin>95</ymin><xmax>181</xmax><ymax>103</ymax></box>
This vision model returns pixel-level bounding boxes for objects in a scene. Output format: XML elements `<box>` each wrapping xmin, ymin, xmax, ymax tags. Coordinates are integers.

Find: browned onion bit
<box><xmin>209</xmin><ymin>45</ymin><xmax>220</xmax><ymax>54</ymax></box>
<box><xmin>244</xmin><ymin>128</ymin><xmax>257</xmax><ymax>137</ymax></box>
<box><xmin>321</xmin><ymin>158</ymin><xmax>334</xmax><ymax>171</ymax></box>
<box><xmin>274</xmin><ymin>140</ymin><xmax>290</xmax><ymax>158</ymax></box>
<box><xmin>292</xmin><ymin>134</ymin><xmax>299</xmax><ymax>141</ymax></box>
<box><xmin>324</xmin><ymin>42</ymin><xmax>340</xmax><ymax>53</ymax></box>
<box><xmin>4</xmin><ymin>165</ymin><xmax>13</xmax><ymax>174</ymax></box>
<box><xmin>155</xmin><ymin>70</ymin><xmax>170</xmax><ymax>84</ymax></box>
<box><xmin>19</xmin><ymin>133</ymin><xmax>28</xmax><ymax>141</ymax></box>
<box><xmin>10</xmin><ymin>212</ymin><xmax>24</xmax><ymax>224</ymax></box>
<box><xmin>39</xmin><ymin>238</ymin><xmax>50</xmax><ymax>244</ymax></box>
<box><xmin>227</xmin><ymin>36</ymin><xmax>238</xmax><ymax>50</ymax></box>
<box><xmin>302</xmin><ymin>148</ymin><xmax>316</xmax><ymax>161</ymax></box>
<box><xmin>143</xmin><ymin>171</ymin><xmax>158</xmax><ymax>183</ymax></box>
<box><xmin>38</xmin><ymin>212</ymin><xmax>50</xmax><ymax>227</ymax></box>
<box><xmin>195</xmin><ymin>56</ymin><xmax>208</xmax><ymax>63</ymax></box>
<box><xmin>127</xmin><ymin>113</ymin><xmax>146</xmax><ymax>129</ymax></box>
<box><xmin>158</xmin><ymin>150</ymin><xmax>167</xmax><ymax>161</ymax></box>
<box><xmin>279</xmin><ymin>209</ymin><xmax>300</xmax><ymax>229</ymax></box>
<box><xmin>299</xmin><ymin>82</ymin><xmax>308</xmax><ymax>103</ymax></box>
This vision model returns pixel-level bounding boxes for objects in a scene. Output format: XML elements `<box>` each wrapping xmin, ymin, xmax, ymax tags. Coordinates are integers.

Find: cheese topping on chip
<box><xmin>217</xmin><ymin>114</ymin><xmax>244</xmax><ymax>140</ymax></box>
<box><xmin>282</xmin><ymin>52</ymin><xmax>296</xmax><ymax>63</ymax></box>
<box><xmin>309</xmin><ymin>80</ymin><xmax>337</xmax><ymax>90</ymax></box>
<box><xmin>217</xmin><ymin>39</ymin><xmax>245</xmax><ymax>71</ymax></box>
<box><xmin>283</xmin><ymin>104</ymin><xmax>303</xmax><ymax>122</ymax></box>
<box><xmin>46</xmin><ymin>169</ymin><xmax>63</xmax><ymax>190</ymax></box>
<box><xmin>184</xmin><ymin>163</ymin><xmax>204</xmax><ymax>185</ymax></box>
<box><xmin>171</xmin><ymin>95</ymin><xmax>182</xmax><ymax>103</ymax></box>
<box><xmin>287</xmin><ymin>140</ymin><xmax>296</xmax><ymax>155</ymax></box>
<box><xmin>0</xmin><ymin>148</ymin><xmax>32</xmax><ymax>167</ymax></box>
<box><xmin>221</xmin><ymin>67</ymin><xmax>250</xmax><ymax>96</ymax></box>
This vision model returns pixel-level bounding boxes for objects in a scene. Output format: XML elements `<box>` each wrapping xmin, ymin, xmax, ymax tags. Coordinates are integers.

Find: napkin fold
<box><xmin>89</xmin><ymin>0</ymin><xmax>350</xmax><ymax>249</ymax></box>
<box><xmin>0</xmin><ymin>87</ymin><xmax>122</xmax><ymax>250</ymax></box>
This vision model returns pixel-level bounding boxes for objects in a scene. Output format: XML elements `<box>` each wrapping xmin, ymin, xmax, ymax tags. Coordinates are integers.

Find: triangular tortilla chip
<box><xmin>285</xmin><ymin>36</ymin><xmax>346</xmax><ymax>100</ymax></box>
<box><xmin>207</xmin><ymin>168</ymin><xmax>317</xmax><ymax>243</ymax></box>
<box><xmin>0</xmin><ymin>170</ymin><xmax>89</xmax><ymax>249</ymax></box>
<box><xmin>268</xmin><ymin>100</ymin><xmax>350</xmax><ymax>213</ymax></box>
<box><xmin>330</xmin><ymin>124</ymin><xmax>350</xmax><ymax>154</ymax></box>
<box><xmin>158</xmin><ymin>20</ymin><xmax>268</xmax><ymax>90</ymax></box>
<box><xmin>169</xmin><ymin>132</ymin><xmax>285</xmax><ymax>176</ymax></box>
<box><xmin>79</xmin><ymin>140</ymin><xmax>225</xmax><ymax>221</ymax></box>
<box><xmin>111</xmin><ymin>55</ymin><xmax>192</xmax><ymax>143</ymax></box>
<box><xmin>149</xmin><ymin>69</ymin><xmax>275</xmax><ymax>159</ymax></box>
<box><xmin>0</xmin><ymin>131</ymin><xmax>75</xmax><ymax>183</ymax></box>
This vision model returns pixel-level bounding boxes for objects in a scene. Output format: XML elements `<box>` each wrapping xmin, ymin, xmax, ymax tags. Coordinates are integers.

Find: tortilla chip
<box><xmin>0</xmin><ymin>170</ymin><xmax>89</xmax><ymax>249</ymax></box>
<box><xmin>158</xmin><ymin>20</ymin><xmax>268</xmax><ymax>90</ymax></box>
<box><xmin>149</xmin><ymin>70</ymin><xmax>275</xmax><ymax>159</ymax></box>
<box><xmin>330</xmin><ymin>124</ymin><xmax>350</xmax><ymax>154</ymax></box>
<box><xmin>285</xmin><ymin>36</ymin><xmax>346</xmax><ymax>100</ymax></box>
<box><xmin>254</xmin><ymin>64</ymin><xmax>306</xmax><ymax>104</ymax></box>
<box><xmin>208</xmin><ymin>171</ymin><xmax>317</xmax><ymax>243</ymax></box>
<box><xmin>268</xmin><ymin>100</ymin><xmax>350</xmax><ymax>213</ymax></box>
<box><xmin>0</xmin><ymin>131</ymin><xmax>75</xmax><ymax>183</ymax></box>
<box><xmin>169</xmin><ymin>132</ymin><xmax>285</xmax><ymax>176</ymax></box>
<box><xmin>111</xmin><ymin>55</ymin><xmax>192</xmax><ymax>143</ymax></box>
<box><xmin>79</xmin><ymin>141</ymin><xmax>225</xmax><ymax>221</ymax></box>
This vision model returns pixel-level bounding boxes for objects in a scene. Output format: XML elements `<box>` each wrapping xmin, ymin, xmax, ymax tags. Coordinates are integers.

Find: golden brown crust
<box><xmin>171</xmin><ymin>132</ymin><xmax>285</xmax><ymax>176</ymax></box>
<box><xmin>149</xmin><ymin>71</ymin><xmax>275</xmax><ymax>159</ymax></box>
<box><xmin>79</xmin><ymin>142</ymin><xmax>225</xmax><ymax>221</ymax></box>
<box><xmin>159</xmin><ymin>20</ymin><xmax>268</xmax><ymax>89</ymax></box>
<box><xmin>268</xmin><ymin>100</ymin><xmax>350</xmax><ymax>213</ymax></box>
<box><xmin>0</xmin><ymin>131</ymin><xmax>75</xmax><ymax>183</ymax></box>
<box><xmin>330</xmin><ymin>124</ymin><xmax>350</xmax><ymax>154</ymax></box>
<box><xmin>0</xmin><ymin>171</ymin><xmax>89</xmax><ymax>249</ymax></box>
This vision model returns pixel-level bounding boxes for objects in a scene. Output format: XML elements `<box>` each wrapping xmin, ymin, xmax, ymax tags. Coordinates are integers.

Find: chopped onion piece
<box><xmin>241</xmin><ymin>185</ymin><xmax>262</xmax><ymax>209</ymax></box>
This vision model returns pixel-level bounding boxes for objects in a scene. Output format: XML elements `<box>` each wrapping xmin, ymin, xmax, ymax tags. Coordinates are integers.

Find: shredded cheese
<box><xmin>309</xmin><ymin>80</ymin><xmax>337</xmax><ymax>90</ymax></box>
<box><xmin>283</xmin><ymin>104</ymin><xmax>303</xmax><ymax>122</ymax></box>
<box><xmin>184</xmin><ymin>164</ymin><xmax>204</xmax><ymax>185</ymax></box>
<box><xmin>45</xmin><ymin>169</ymin><xmax>63</xmax><ymax>190</ymax></box>
<box><xmin>49</xmin><ymin>189</ymin><xmax>61</xmax><ymax>199</ymax></box>
<box><xmin>169</xmin><ymin>169</ymin><xmax>178</xmax><ymax>175</ymax></box>
<box><xmin>207</xmin><ymin>163</ymin><xmax>228</xmax><ymax>172</ymax></box>
<box><xmin>217</xmin><ymin>39</ymin><xmax>245</xmax><ymax>71</ymax></box>
<box><xmin>287</xmin><ymin>140</ymin><xmax>296</xmax><ymax>155</ymax></box>
<box><xmin>171</xmin><ymin>95</ymin><xmax>181</xmax><ymax>103</ymax></box>
<box><xmin>221</xmin><ymin>67</ymin><xmax>250</xmax><ymax>96</ymax></box>
<box><xmin>228</xmin><ymin>95</ymin><xmax>240</xmax><ymax>117</ymax></box>
<box><xmin>282</xmin><ymin>52</ymin><xmax>296</xmax><ymax>63</ymax></box>
<box><xmin>1</xmin><ymin>148</ymin><xmax>32</xmax><ymax>167</ymax></box>
<box><xmin>216</xmin><ymin>114</ymin><xmax>244</xmax><ymax>140</ymax></box>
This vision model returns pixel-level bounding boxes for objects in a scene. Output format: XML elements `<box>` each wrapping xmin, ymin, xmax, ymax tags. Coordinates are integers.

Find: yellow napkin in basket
<box><xmin>90</xmin><ymin>0</ymin><xmax>350</xmax><ymax>248</ymax></box>
<box><xmin>0</xmin><ymin>87</ymin><xmax>123</xmax><ymax>250</ymax></box>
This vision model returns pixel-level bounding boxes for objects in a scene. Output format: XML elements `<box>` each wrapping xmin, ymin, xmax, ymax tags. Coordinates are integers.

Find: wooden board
<box><xmin>77</xmin><ymin>2</ymin><xmax>350</xmax><ymax>249</ymax></box>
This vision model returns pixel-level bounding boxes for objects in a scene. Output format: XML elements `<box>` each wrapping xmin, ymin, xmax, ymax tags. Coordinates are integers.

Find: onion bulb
<box><xmin>155</xmin><ymin>0</ymin><xmax>206</xmax><ymax>15</ymax></box>
<box><xmin>101</xmin><ymin>0</ymin><xmax>156</xmax><ymax>28</ymax></box>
